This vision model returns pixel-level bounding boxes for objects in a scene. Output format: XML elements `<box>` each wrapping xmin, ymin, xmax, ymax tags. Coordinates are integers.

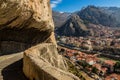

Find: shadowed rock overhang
<box><xmin>0</xmin><ymin>0</ymin><xmax>55</xmax><ymax>54</ymax></box>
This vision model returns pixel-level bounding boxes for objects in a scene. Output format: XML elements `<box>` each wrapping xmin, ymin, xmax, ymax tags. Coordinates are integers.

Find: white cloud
<box><xmin>60</xmin><ymin>11</ymin><xmax>64</xmax><ymax>13</ymax></box>
<box><xmin>51</xmin><ymin>0</ymin><xmax>62</xmax><ymax>8</ymax></box>
<box><xmin>51</xmin><ymin>4</ymin><xmax>57</xmax><ymax>8</ymax></box>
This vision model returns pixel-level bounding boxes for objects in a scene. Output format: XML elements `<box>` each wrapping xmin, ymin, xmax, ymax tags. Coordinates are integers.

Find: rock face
<box><xmin>77</xmin><ymin>6</ymin><xmax>117</xmax><ymax>27</ymax></box>
<box><xmin>0</xmin><ymin>0</ymin><xmax>80</xmax><ymax>80</ymax></box>
<box><xmin>23</xmin><ymin>43</ymin><xmax>80</xmax><ymax>80</ymax></box>
<box><xmin>57</xmin><ymin>14</ymin><xmax>90</xmax><ymax>37</ymax></box>
<box><xmin>0</xmin><ymin>0</ymin><xmax>55</xmax><ymax>54</ymax></box>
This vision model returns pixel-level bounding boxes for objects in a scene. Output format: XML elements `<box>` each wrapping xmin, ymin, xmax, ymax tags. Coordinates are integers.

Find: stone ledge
<box><xmin>23</xmin><ymin>43</ymin><xmax>80</xmax><ymax>80</ymax></box>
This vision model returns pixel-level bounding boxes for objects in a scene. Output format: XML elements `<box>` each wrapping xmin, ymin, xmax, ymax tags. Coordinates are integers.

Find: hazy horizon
<box><xmin>51</xmin><ymin>0</ymin><xmax>120</xmax><ymax>12</ymax></box>
<box><xmin>53</xmin><ymin>5</ymin><xmax>120</xmax><ymax>13</ymax></box>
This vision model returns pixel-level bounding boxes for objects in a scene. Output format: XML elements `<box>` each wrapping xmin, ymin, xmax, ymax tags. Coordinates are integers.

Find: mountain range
<box><xmin>100</xmin><ymin>7</ymin><xmax>120</xmax><ymax>26</ymax></box>
<box><xmin>56</xmin><ymin>14</ymin><xmax>90</xmax><ymax>36</ymax></box>
<box><xmin>52</xmin><ymin>11</ymin><xmax>70</xmax><ymax>28</ymax></box>
<box><xmin>52</xmin><ymin>6</ymin><xmax>120</xmax><ymax>36</ymax></box>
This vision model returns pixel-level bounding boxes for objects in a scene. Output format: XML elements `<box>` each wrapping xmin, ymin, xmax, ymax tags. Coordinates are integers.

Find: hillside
<box><xmin>52</xmin><ymin>11</ymin><xmax>70</xmax><ymax>28</ymax></box>
<box><xmin>100</xmin><ymin>7</ymin><xmax>120</xmax><ymax>27</ymax></box>
<box><xmin>53</xmin><ymin>6</ymin><xmax>120</xmax><ymax>37</ymax></box>
<box><xmin>56</xmin><ymin>14</ymin><xmax>90</xmax><ymax>37</ymax></box>
<box><xmin>77</xmin><ymin>6</ymin><xmax>118</xmax><ymax>27</ymax></box>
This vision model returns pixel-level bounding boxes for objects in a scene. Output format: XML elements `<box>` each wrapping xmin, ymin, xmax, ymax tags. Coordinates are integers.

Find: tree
<box><xmin>92</xmin><ymin>67</ymin><xmax>98</xmax><ymax>74</ymax></box>
<box><xmin>114</xmin><ymin>61</ymin><xmax>120</xmax><ymax>73</ymax></box>
<box><xmin>76</xmin><ymin>60</ymin><xmax>88</xmax><ymax>68</ymax></box>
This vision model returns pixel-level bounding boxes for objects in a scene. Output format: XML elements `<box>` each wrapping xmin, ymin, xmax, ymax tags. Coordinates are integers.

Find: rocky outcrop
<box><xmin>0</xmin><ymin>0</ymin><xmax>80</xmax><ymax>80</ymax></box>
<box><xmin>23</xmin><ymin>43</ymin><xmax>80</xmax><ymax>80</ymax></box>
<box><xmin>0</xmin><ymin>0</ymin><xmax>55</xmax><ymax>54</ymax></box>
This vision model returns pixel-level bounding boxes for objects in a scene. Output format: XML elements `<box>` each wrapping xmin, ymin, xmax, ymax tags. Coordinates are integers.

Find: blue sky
<box><xmin>50</xmin><ymin>0</ymin><xmax>120</xmax><ymax>12</ymax></box>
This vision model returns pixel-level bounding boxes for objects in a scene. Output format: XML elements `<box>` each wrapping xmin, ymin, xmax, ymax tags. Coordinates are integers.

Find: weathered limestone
<box><xmin>0</xmin><ymin>0</ymin><xmax>55</xmax><ymax>54</ymax></box>
<box><xmin>0</xmin><ymin>0</ymin><xmax>80</xmax><ymax>80</ymax></box>
<box><xmin>23</xmin><ymin>43</ymin><xmax>80</xmax><ymax>80</ymax></box>
<box><xmin>0</xmin><ymin>0</ymin><xmax>54</xmax><ymax>31</ymax></box>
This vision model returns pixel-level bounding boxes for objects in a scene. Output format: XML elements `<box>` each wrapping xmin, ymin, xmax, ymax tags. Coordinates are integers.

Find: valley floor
<box><xmin>58</xmin><ymin>44</ymin><xmax>120</xmax><ymax>80</ymax></box>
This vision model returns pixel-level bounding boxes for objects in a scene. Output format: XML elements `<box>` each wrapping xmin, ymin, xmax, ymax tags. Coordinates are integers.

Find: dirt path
<box><xmin>0</xmin><ymin>53</ymin><xmax>28</xmax><ymax>80</ymax></box>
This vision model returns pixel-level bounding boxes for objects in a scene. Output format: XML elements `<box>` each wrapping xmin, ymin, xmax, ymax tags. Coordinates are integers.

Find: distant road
<box><xmin>58</xmin><ymin>42</ymin><xmax>120</xmax><ymax>61</ymax></box>
<box><xmin>57</xmin><ymin>42</ymin><xmax>99</xmax><ymax>54</ymax></box>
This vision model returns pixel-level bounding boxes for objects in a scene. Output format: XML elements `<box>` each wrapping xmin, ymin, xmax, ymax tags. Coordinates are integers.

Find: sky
<box><xmin>50</xmin><ymin>0</ymin><xmax>120</xmax><ymax>12</ymax></box>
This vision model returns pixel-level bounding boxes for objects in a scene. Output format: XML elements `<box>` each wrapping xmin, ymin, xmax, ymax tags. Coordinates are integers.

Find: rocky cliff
<box><xmin>0</xmin><ymin>0</ymin><xmax>79</xmax><ymax>80</ymax></box>
<box><xmin>0</xmin><ymin>0</ymin><xmax>55</xmax><ymax>54</ymax></box>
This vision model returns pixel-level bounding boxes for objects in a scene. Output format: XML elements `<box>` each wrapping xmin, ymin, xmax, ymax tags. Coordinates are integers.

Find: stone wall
<box><xmin>23</xmin><ymin>43</ymin><xmax>80</xmax><ymax>80</ymax></box>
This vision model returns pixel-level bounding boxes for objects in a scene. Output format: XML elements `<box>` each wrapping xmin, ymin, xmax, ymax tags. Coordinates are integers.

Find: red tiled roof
<box><xmin>93</xmin><ymin>64</ymin><xmax>101</xmax><ymax>70</ymax></box>
<box><xmin>101</xmin><ymin>67</ymin><xmax>107</xmax><ymax>72</ymax></box>
<box><xmin>104</xmin><ymin>60</ymin><xmax>116</xmax><ymax>66</ymax></box>
<box><xmin>105</xmin><ymin>74</ymin><xmax>120</xmax><ymax>80</ymax></box>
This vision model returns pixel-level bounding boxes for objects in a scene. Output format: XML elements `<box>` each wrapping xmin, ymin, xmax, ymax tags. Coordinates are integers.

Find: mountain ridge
<box><xmin>56</xmin><ymin>14</ymin><xmax>90</xmax><ymax>37</ymax></box>
<box><xmin>53</xmin><ymin>5</ymin><xmax>120</xmax><ymax>37</ymax></box>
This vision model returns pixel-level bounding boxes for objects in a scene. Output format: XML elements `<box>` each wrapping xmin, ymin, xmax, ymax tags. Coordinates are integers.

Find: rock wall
<box><xmin>23</xmin><ymin>43</ymin><xmax>80</xmax><ymax>80</ymax></box>
<box><xmin>0</xmin><ymin>0</ymin><xmax>55</xmax><ymax>54</ymax></box>
<box><xmin>0</xmin><ymin>0</ymin><xmax>80</xmax><ymax>80</ymax></box>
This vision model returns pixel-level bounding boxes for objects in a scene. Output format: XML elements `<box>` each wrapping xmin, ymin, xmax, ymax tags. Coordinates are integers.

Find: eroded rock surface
<box><xmin>23</xmin><ymin>43</ymin><xmax>80</xmax><ymax>80</ymax></box>
<box><xmin>0</xmin><ymin>0</ymin><xmax>55</xmax><ymax>54</ymax></box>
